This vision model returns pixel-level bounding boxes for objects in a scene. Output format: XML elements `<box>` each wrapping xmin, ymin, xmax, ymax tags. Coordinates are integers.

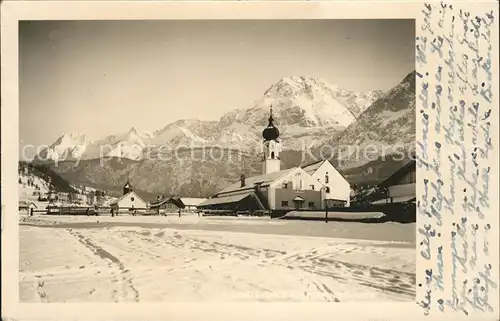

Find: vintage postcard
<box><xmin>1</xmin><ymin>1</ymin><xmax>498</xmax><ymax>320</ymax></box>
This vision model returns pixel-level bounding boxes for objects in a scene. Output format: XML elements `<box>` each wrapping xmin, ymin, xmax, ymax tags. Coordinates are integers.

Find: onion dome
<box><xmin>262</xmin><ymin>106</ymin><xmax>280</xmax><ymax>141</ymax></box>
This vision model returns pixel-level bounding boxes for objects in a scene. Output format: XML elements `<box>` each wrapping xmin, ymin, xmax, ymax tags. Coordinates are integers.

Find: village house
<box><xmin>197</xmin><ymin>107</ymin><xmax>350</xmax><ymax>214</ymax></box>
<box><xmin>180</xmin><ymin>198</ymin><xmax>207</xmax><ymax>211</ymax></box>
<box><xmin>149</xmin><ymin>196</ymin><xmax>207</xmax><ymax>214</ymax></box>
<box><xmin>110</xmin><ymin>180</ymin><xmax>147</xmax><ymax>213</ymax></box>
<box><xmin>371</xmin><ymin>159</ymin><xmax>416</xmax><ymax>205</ymax></box>
<box><xmin>19</xmin><ymin>200</ymin><xmax>37</xmax><ymax>214</ymax></box>
<box><xmin>149</xmin><ymin>196</ymin><xmax>183</xmax><ymax>213</ymax></box>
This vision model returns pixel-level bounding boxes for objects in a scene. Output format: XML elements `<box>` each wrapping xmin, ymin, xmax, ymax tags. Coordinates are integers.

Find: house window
<box><xmin>282</xmin><ymin>183</ymin><xmax>288</xmax><ymax>189</ymax></box>
<box><xmin>308</xmin><ymin>202</ymin><xmax>315</xmax><ymax>209</ymax></box>
<box><xmin>325</xmin><ymin>172</ymin><xmax>329</xmax><ymax>184</ymax></box>
<box><xmin>325</xmin><ymin>187</ymin><xmax>330</xmax><ymax>193</ymax></box>
<box><xmin>281</xmin><ymin>201</ymin><xmax>289</xmax><ymax>207</ymax></box>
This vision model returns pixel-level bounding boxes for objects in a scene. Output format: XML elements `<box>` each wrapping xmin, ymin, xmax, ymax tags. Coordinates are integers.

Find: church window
<box><xmin>299</xmin><ymin>180</ymin><xmax>303</xmax><ymax>190</ymax></box>
<box><xmin>282</xmin><ymin>183</ymin><xmax>288</xmax><ymax>189</ymax></box>
<box><xmin>281</xmin><ymin>201</ymin><xmax>289</xmax><ymax>207</ymax></box>
<box><xmin>310</xmin><ymin>185</ymin><xmax>315</xmax><ymax>190</ymax></box>
<box><xmin>325</xmin><ymin>187</ymin><xmax>330</xmax><ymax>193</ymax></box>
<box><xmin>271</xmin><ymin>152</ymin><xmax>275</xmax><ymax>159</ymax></box>
<box><xmin>308</xmin><ymin>202</ymin><xmax>315</xmax><ymax>209</ymax></box>
<box><xmin>131</xmin><ymin>197</ymin><xmax>135</xmax><ymax>202</ymax></box>
<box><xmin>325</xmin><ymin>172</ymin><xmax>329</xmax><ymax>183</ymax></box>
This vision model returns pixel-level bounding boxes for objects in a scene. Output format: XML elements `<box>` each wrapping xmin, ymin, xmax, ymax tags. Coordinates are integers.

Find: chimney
<box><xmin>240</xmin><ymin>174</ymin><xmax>246</xmax><ymax>187</ymax></box>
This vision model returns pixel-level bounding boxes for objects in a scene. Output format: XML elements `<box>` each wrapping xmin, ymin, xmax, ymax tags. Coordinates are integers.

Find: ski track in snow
<box><xmin>19</xmin><ymin>217</ymin><xmax>415</xmax><ymax>303</ymax></box>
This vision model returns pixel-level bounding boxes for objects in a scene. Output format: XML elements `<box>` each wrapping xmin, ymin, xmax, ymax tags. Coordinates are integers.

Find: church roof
<box><xmin>217</xmin><ymin>168</ymin><xmax>294</xmax><ymax>195</ymax></box>
<box><xmin>301</xmin><ymin>159</ymin><xmax>349</xmax><ymax>181</ymax></box>
<box><xmin>301</xmin><ymin>159</ymin><xmax>326</xmax><ymax>175</ymax></box>
<box><xmin>110</xmin><ymin>191</ymin><xmax>146</xmax><ymax>206</ymax></box>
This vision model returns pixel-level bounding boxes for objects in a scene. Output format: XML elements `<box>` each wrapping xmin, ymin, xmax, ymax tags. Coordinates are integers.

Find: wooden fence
<box><xmin>28</xmin><ymin>206</ymin><xmax>193</xmax><ymax>217</ymax></box>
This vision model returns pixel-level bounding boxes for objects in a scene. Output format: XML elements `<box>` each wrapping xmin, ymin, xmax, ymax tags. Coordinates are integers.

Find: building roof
<box><xmin>301</xmin><ymin>159</ymin><xmax>349</xmax><ymax>181</ymax></box>
<box><xmin>149</xmin><ymin>197</ymin><xmax>178</xmax><ymax>208</ymax></box>
<box><xmin>371</xmin><ymin>196</ymin><xmax>416</xmax><ymax>205</ymax></box>
<box><xmin>19</xmin><ymin>201</ymin><xmax>37</xmax><ymax>208</ymax></box>
<box><xmin>301</xmin><ymin>159</ymin><xmax>325</xmax><ymax>175</ymax></box>
<box><xmin>378</xmin><ymin>159</ymin><xmax>416</xmax><ymax>187</ymax></box>
<box><xmin>110</xmin><ymin>191</ymin><xmax>146</xmax><ymax>206</ymax></box>
<box><xmin>180</xmin><ymin>197</ymin><xmax>207</xmax><ymax>207</ymax></box>
<box><xmin>217</xmin><ymin>168</ymin><xmax>294</xmax><ymax>195</ymax></box>
<box><xmin>198</xmin><ymin>192</ymin><xmax>254</xmax><ymax>207</ymax></box>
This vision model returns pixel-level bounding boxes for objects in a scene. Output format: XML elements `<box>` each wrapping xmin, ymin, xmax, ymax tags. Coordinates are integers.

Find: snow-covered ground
<box><xmin>19</xmin><ymin>214</ymin><xmax>415</xmax><ymax>303</ymax></box>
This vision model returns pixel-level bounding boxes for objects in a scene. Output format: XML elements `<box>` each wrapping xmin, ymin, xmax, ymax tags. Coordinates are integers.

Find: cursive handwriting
<box><xmin>417</xmin><ymin>3</ymin><xmax>496</xmax><ymax>316</ymax></box>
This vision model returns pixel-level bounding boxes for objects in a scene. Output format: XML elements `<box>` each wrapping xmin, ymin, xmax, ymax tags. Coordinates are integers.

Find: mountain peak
<box><xmin>57</xmin><ymin>132</ymin><xmax>91</xmax><ymax>144</ymax></box>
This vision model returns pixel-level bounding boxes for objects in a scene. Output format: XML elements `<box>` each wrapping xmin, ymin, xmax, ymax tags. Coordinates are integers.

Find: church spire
<box><xmin>123</xmin><ymin>179</ymin><xmax>133</xmax><ymax>195</ymax></box>
<box><xmin>262</xmin><ymin>105</ymin><xmax>280</xmax><ymax>141</ymax></box>
<box><xmin>261</xmin><ymin>105</ymin><xmax>281</xmax><ymax>174</ymax></box>
<box><xmin>268</xmin><ymin>106</ymin><xmax>274</xmax><ymax>125</ymax></box>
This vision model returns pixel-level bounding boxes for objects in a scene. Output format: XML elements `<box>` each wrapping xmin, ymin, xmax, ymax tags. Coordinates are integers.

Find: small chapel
<box><xmin>198</xmin><ymin>107</ymin><xmax>351</xmax><ymax>214</ymax></box>
<box><xmin>110</xmin><ymin>179</ymin><xmax>147</xmax><ymax>212</ymax></box>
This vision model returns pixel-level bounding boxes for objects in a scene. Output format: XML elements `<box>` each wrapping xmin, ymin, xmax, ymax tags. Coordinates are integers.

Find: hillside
<box><xmin>19</xmin><ymin>161</ymin><xmax>77</xmax><ymax>194</ymax></box>
<box><xmin>318</xmin><ymin>71</ymin><xmax>416</xmax><ymax>169</ymax></box>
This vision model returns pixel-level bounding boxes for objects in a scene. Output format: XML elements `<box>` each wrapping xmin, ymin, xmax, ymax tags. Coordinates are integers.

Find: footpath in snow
<box><xmin>19</xmin><ymin>215</ymin><xmax>416</xmax><ymax>303</ymax></box>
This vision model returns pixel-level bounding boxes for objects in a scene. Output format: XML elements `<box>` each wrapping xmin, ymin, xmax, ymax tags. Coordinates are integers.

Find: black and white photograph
<box><xmin>18</xmin><ymin>19</ymin><xmax>417</xmax><ymax>303</ymax></box>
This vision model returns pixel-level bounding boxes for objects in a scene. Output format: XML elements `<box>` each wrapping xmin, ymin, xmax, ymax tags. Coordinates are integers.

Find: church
<box><xmin>110</xmin><ymin>180</ymin><xmax>147</xmax><ymax>212</ymax></box>
<box><xmin>197</xmin><ymin>108</ymin><xmax>351</xmax><ymax>214</ymax></box>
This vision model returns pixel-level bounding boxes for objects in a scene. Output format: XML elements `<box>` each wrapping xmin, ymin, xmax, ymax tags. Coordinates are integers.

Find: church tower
<box><xmin>262</xmin><ymin>106</ymin><xmax>281</xmax><ymax>175</ymax></box>
<box><xmin>123</xmin><ymin>179</ymin><xmax>133</xmax><ymax>195</ymax></box>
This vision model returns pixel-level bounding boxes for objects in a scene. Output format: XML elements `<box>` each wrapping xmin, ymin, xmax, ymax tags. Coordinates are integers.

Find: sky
<box><xmin>19</xmin><ymin>19</ymin><xmax>415</xmax><ymax>155</ymax></box>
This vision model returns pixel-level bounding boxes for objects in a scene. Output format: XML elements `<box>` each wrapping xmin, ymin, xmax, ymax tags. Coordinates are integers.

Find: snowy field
<box><xmin>19</xmin><ymin>214</ymin><xmax>415</xmax><ymax>303</ymax></box>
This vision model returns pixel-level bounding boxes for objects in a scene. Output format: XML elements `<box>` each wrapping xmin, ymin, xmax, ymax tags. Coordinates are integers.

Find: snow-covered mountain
<box><xmin>37</xmin><ymin>128</ymin><xmax>155</xmax><ymax>162</ymax></box>
<box><xmin>36</xmin><ymin>76</ymin><xmax>382</xmax><ymax>161</ymax></box>
<box><xmin>320</xmin><ymin>71</ymin><xmax>416</xmax><ymax>169</ymax></box>
<box><xmin>37</xmin><ymin>133</ymin><xmax>92</xmax><ymax>161</ymax></box>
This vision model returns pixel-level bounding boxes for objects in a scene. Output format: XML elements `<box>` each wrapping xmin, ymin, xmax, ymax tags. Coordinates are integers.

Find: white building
<box><xmin>198</xmin><ymin>107</ymin><xmax>350</xmax><ymax>213</ymax></box>
<box><xmin>302</xmin><ymin>159</ymin><xmax>351</xmax><ymax>207</ymax></box>
<box><xmin>110</xmin><ymin>180</ymin><xmax>147</xmax><ymax>212</ymax></box>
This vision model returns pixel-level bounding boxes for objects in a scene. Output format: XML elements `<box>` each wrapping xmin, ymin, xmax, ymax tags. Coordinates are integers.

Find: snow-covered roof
<box><xmin>301</xmin><ymin>160</ymin><xmax>326</xmax><ymax>175</ymax></box>
<box><xmin>371</xmin><ymin>196</ymin><xmax>415</xmax><ymax>205</ymax></box>
<box><xmin>198</xmin><ymin>192</ymin><xmax>254</xmax><ymax>207</ymax></box>
<box><xmin>217</xmin><ymin>168</ymin><xmax>294</xmax><ymax>195</ymax></box>
<box><xmin>180</xmin><ymin>198</ymin><xmax>207</xmax><ymax>207</ymax></box>
<box><xmin>19</xmin><ymin>200</ymin><xmax>37</xmax><ymax>208</ymax></box>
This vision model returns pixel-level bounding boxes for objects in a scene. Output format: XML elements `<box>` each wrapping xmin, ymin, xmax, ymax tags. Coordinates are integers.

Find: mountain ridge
<box><xmin>35</xmin><ymin>76</ymin><xmax>385</xmax><ymax>162</ymax></box>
